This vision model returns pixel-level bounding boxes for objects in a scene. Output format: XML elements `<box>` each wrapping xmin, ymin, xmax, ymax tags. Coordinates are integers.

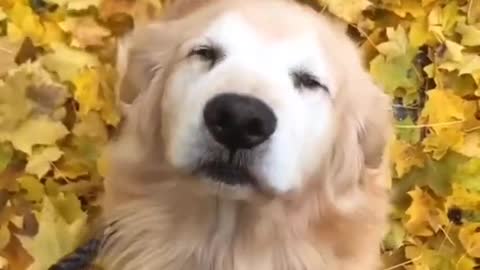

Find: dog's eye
<box><xmin>291</xmin><ymin>71</ymin><xmax>328</xmax><ymax>92</ymax></box>
<box><xmin>188</xmin><ymin>45</ymin><xmax>223</xmax><ymax>66</ymax></box>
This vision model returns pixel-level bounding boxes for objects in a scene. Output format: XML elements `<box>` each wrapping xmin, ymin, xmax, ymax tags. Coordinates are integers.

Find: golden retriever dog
<box><xmin>97</xmin><ymin>0</ymin><xmax>392</xmax><ymax>269</ymax></box>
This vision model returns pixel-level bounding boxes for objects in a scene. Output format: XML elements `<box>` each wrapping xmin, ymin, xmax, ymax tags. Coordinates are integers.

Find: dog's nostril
<box><xmin>203</xmin><ymin>93</ymin><xmax>277</xmax><ymax>150</ymax></box>
<box><xmin>246</xmin><ymin>118</ymin><xmax>263</xmax><ymax>137</ymax></box>
<box><xmin>215</xmin><ymin>108</ymin><xmax>231</xmax><ymax>130</ymax></box>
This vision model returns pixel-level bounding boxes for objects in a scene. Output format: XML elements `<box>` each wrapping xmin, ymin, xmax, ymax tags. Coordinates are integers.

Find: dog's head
<box><xmin>110</xmin><ymin>0</ymin><xmax>391</xmax><ymax>202</ymax></box>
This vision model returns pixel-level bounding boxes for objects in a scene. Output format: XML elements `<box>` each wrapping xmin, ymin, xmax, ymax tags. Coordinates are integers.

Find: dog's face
<box><xmin>113</xmin><ymin>0</ymin><xmax>391</xmax><ymax>201</ymax></box>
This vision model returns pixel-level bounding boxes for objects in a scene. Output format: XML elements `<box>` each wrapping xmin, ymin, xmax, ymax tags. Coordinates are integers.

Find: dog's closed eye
<box><xmin>188</xmin><ymin>44</ymin><xmax>224</xmax><ymax>68</ymax></box>
<box><xmin>291</xmin><ymin>70</ymin><xmax>328</xmax><ymax>93</ymax></box>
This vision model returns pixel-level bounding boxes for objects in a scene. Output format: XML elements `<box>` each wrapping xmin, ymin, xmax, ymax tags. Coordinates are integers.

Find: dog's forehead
<box><xmin>204</xmin><ymin>12</ymin><xmax>320</xmax><ymax>53</ymax></box>
<box><xmin>201</xmin><ymin>12</ymin><xmax>335</xmax><ymax>88</ymax></box>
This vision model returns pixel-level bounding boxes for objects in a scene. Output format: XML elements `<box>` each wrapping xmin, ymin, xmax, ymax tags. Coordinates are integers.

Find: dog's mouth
<box><xmin>195</xmin><ymin>161</ymin><xmax>257</xmax><ymax>186</ymax></box>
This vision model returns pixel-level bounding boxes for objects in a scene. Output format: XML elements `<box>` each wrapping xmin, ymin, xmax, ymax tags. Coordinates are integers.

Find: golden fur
<box><xmin>98</xmin><ymin>0</ymin><xmax>393</xmax><ymax>269</ymax></box>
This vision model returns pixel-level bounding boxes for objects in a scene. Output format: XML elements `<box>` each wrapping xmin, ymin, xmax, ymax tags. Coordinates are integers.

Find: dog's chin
<box><xmin>193</xmin><ymin>161</ymin><xmax>260</xmax><ymax>199</ymax></box>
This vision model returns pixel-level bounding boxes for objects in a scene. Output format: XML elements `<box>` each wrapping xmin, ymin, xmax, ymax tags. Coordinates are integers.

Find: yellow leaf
<box><xmin>456</xmin><ymin>256</ymin><xmax>477</xmax><ymax>270</ymax></box>
<box><xmin>68</xmin><ymin>0</ymin><xmax>101</xmax><ymax>10</ymax></box>
<box><xmin>1</xmin><ymin>61</ymin><xmax>70</xmax><ymax>130</ymax></box>
<box><xmin>0</xmin><ymin>37</ymin><xmax>18</xmax><ymax>76</ymax></box>
<box><xmin>420</xmin><ymin>89</ymin><xmax>465</xmax><ymax>131</ymax></box>
<box><xmin>99</xmin><ymin>64</ymin><xmax>121</xmax><ymax>126</ymax></box>
<box><xmin>445</xmin><ymin>40</ymin><xmax>464</xmax><ymax>62</ymax></box>
<box><xmin>390</xmin><ymin>139</ymin><xmax>425</xmax><ymax>177</ymax></box>
<box><xmin>376</xmin><ymin>26</ymin><xmax>409</xmax><ymax>58</ymax></box>
<box><xmin>6</xmin><ymin>2</ymin><xmax>45</xmax><ymax>45</ymax></box>
<box><xmin>72</xmin><ymin>68</ymin><xmax>104</xmax><ymax>115</ymax></box>
<box><xmin>409</xmin><ymin>16</ymin><xmax>432</xmax><ymax>47</ymax></box>
<box><xmin>423</xmin><ymin>128</ymin><xmax>464</xmax><ymax>160</ymax></box>
<box><xmin>46</xmin><ymin>0</ymin><xmax>100</xmax><ymax>10</ymax></box>
<box><xmin>428</xmin><ymin>2</ymin><xmax>459</xmax><ymax>42</ymax></box>
<box><xmin>0</xmin><ymin>256</ymin><xmax>7</xmax><ymax>269</ymax></box>
<box><xmin>458</xmin><ymin>223</ymin><xmax>480</xmax><ymax>257</ymax></box>
<box><xmin>317</xmin><ymin>0</ymin><xmax>370</xmax><ymax>23</ymax></box>
<box><xmin>73</xmin><ymin>112</ymin><xmax>109</xmax><ymax>143</ymax></box>
<box><xmin>41</xmin><ymin>21</ymin><xmax>66</xmax><ymax>45</ymax></box>
<box><xmin>459</xmin><ymin>54</ymin><xmax>480</xmax><ymax>75</ymax></box>
<box><xmin>59</xmin><ymin>16</ymin><xmax>110</xmax><ymax>48</ymax></box>
<box><xmin>19</xmin><ymin>195</ymin><xmax>87</xmax><ymax>270</ymax></box>
<box><xmin>428</xmin><ymin>6</ymin><xmax>445</xmax><ymax>41</ymax></box>
<box><xmin>6</xmin><ymin>22</ymin><xmax>24</xmax><ymax>43</ymax></box>
<box><xmin>0</xmin><ymin>223</ymin><xmax>10</xmax><ymax>250</ymax></box>
<box><xmin>445</xmin><ymin>183</ymin><xmax>480</xmax><ymax>211</ymax></box>
<box><xmin>41</xmin><ymin>43</ymin><xmax>99</xmax><ymax>82</ymax></box>
<box><xmin>0</xmin><ymin>7</ymin><xmax>6</xmax><ymax>20</ymax></box>
<box><xmin>421</xmin><ymin>0</ymin><xmax>436</xmax><ymax>6</ymax></box>
<box><xmin>25</xmin><ymin>146</ymin><xmax>63</xmax><ymax>178</ymax></box>
<box><xmin>50</xmin><ymin>192</ymin><xmax>88</xmax><ymax>224</ymax></box>
<box><xmin>452</xmin><ymin>132</ymin><xmax>480</xmax><ymax>158</ymax></box>
<box><xmin>390</xmin><ymin>0</ymin><xmax>425</xmax><ymax>18</ymax></box>
<box><xmin>0</xmin><ymin>116</ymin><xmax>69</xmax><ymax>154</ymax></box>
<box><xmin>404</xmin><ymin>245</ymin><xmax>455</xmax><ymax>269</ymax></box>
<box><xmin>467</xmin><ymin>0</ymin><xmax>480</xmax><ymax>24</ymax></box>
<box><xmin>17</xmin><ymin>175</ymin><xmax>45</xmax><ymax>202</ymax></box>
<box><xmin>405</xmin><ymin>186</ymin><xmax>449</xmax><ymax>236</ymax></box>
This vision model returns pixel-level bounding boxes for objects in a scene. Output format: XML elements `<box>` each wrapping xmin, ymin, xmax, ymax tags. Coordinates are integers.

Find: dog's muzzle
<box><xmin>196</xmin><ymin>93</ymin><xmax>277</xmax><ymax>186</ymax></box>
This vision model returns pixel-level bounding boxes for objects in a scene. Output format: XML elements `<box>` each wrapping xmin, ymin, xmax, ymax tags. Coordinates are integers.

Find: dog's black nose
<box><xmin>203</xmin><ymin>93</ymin><xmax>277</xmax><ymax>150</ymax></box>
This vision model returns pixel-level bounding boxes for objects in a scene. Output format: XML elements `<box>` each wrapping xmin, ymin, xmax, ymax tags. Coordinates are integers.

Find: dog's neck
<box><xmin>98</xmin><ymin>167</ymin><xmax>387</xmax><ymax>270</ymax></box>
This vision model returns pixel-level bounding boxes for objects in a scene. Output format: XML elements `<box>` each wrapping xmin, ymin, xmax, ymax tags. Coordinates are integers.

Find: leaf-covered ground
<box><xmin>0</xmin><ymin>0</ymin><xmax>479</xmax><ymax>269</ymax></box>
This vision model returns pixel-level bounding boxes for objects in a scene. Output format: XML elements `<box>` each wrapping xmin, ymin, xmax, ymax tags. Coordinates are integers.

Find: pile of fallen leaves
<box><xmin>0</xmin><ymin>0</ymin><xmax>479</xmax><ymax>269</ymax></box>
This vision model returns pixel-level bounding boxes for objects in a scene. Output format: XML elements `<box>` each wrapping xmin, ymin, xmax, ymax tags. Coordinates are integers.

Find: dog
<box><xmin>97</xmin><ymin>0</ymin><xmax>392</xmax><ymax>269</ymax></box>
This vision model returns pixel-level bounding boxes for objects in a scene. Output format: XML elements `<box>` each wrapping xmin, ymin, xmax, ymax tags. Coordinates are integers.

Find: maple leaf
<box><xmin>389</xmin><ymin>0</ymin><xmax>425</xmax><ymax>18</ymax></box>
<box><xmin>428</xmin><ymin>2</ymin><xmax>459</xmax><ymax>41</ymax></box>
<box><xmin>395</xmin><ymin>117</ymin><xmax>421</xmax><ymax>144</ymax></box>
<box><xmin>445</xmin><ymin>183</ymin><xmax>480</xmax><ymax>212</ymax></box>
<box><xmin>17</xmin><ymin>175</ymin><xmax>45</xmax><ymax>203</ymax></box>
<box><xmin>419</xmin><ymin>89</ymin><xmax>465</xmax><ymax>131</ymax></box>
<box><xmin>73</xmin><ymin>112</ymin><xmax>109</xmax><ymax>143</ymax></box>
<box><xmin>369</xmin><ymin>49</ymin><xmax>420</xmax><ymax>95</ymax></box>
<box><xmin>59</xmin><ymin>16</ymin><xmax>111</xmax><ymax>48</ymax></box>
<box><xmin>41</xmin><ymin>43</ymin><xmax>100</xmax><ymax>82</ymax></box>
<box><xmin>0</xmin><ymin>62</ymin><xmax>70</xmax><ymax>131</ymax></box>
<box><xmin>0</xmin><ymin>115</ymin><xmax>69</xmax><ymax>155</ymax></box>
<box><xmin>422</xmin><ymin>128</ymin><xmax>463</xmax><ymax>160</ymax></box>
<box><xmin>72</xmin><ymin>68</ymin><xmax>105</xmax><ymax>116</ymax></box>
<box><xmin>46</xmin><ymin>0</ymin><xmax>101</xmax><ymax>11</ymax></box>
<box><xmin>409</xmin><ymin>16</ymin><xmax>434</xmax><ymax>48</ymax></box>
<box><xmin>391</xmin><ymin>139</ymin><xmax>425</xmax><ymax>177</ymax></box>
<box><xmin>0</xmin><ymin>37</ymin><xmax>18</xmax><ymax>76</ymax></box>
<box><xmin>18</xmin><ymin>194</ymin><xmax>88</xmax><ymax>270</ymax></box>
<box><xmin>0</xmin><ymin>223</ymin><xmax>10</xmax><ymax>250</ymax></box>
<box><xmin>458</xmin><ymin>223</ymin><xmax>480</xmax><ymax>257</ymax></box>
<box><xmin>405</xmin><ymin>245</ymin><xmax>456</xmax><ymax>269</ymax></box>
<box><xmin>452</xmin><ymin>132</ymin><xmax>480</xmax><ymax>158</ymax></box>
<box><xmin>0</xmin><ymin>143</ymin><xmax>13</xmax><ymax>173</ymax></box>
<box><xmin>376</xmin><ymin>26</ymin><xmax>409</xmax><ymax>58</ymax></box>
<box><xmin>316</xmin><ymin>0</ymin><xmax>370</xmax><ymax>23</ymax></box>
<box><xmin>404</xmin><ymin>186</ymin><xmax>449</xmax><ymax>236</ymax></box>
<box><xmin>456</xmin><ymin>18</ymin><xmax>480</xmax><ymax>46</ymax></box>
<box><xmin>25</xmin><ymin>146</ymin><xmax>63</xmax><ymax>178</ymax></box>
<box><xmin>6</xmin><ymin>2</ymin><xmax>45</xmax><ymax>45</ymax></box>
<box><xmin>382</xmin><ymin>221</ymin><xmax>406</xmax><ymax>250</ymax></box>
<box><xmin>453</xmin><ymin>159</ymin><xmax>480</xmax><ymax>192</ymax></box>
